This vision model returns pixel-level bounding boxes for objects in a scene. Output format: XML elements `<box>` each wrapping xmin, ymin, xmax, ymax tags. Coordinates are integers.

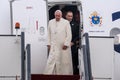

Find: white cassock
<box><xmin>44</xmin><ymin>18</ymin><xmax>73</xmax><ymax>75</ymax></box>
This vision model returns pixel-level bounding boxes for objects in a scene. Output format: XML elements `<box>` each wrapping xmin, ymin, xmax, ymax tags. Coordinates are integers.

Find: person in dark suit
<box><xmin>65</xmin><ymin>11</ymin><xmax>79</xmax><ymax>75</ymax></box>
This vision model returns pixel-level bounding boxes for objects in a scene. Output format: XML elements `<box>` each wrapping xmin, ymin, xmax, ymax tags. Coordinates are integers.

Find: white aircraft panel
<box><xmin>0</xmin><ymin>36</ymin><xmax>21</xmax><ymax>79</ymax></box>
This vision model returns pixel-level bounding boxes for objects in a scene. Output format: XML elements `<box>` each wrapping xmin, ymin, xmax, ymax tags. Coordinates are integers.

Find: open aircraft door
<box><xmin>11</xmin><ymin>0</ymin><xmax>48</xmax><ymax>74</ymax></box>
<box><xmin>48</xmin><ymin>0</ymin><xmax>84</xmax><ymax>77</ymax></box>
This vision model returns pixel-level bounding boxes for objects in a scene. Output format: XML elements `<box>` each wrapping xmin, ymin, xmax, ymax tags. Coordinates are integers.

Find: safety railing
<box><xmin>21</xmin><ymin>32</ymin><xmax>31</xmax><ymax>80</ymax></box>
<box><xmin>81</xmin><ymin>33</ymin><xmax>92</xmax><ymax>80</ymax></box>
<box><xmin>0</xmin><ymin>32</ymin><xmax>30</xmax><ymax>80</ymax></box>
<box><xmin>25</xmin><ymin>44</ymin><xmax>31</xmax><ymax>80</ymax></box>
<box><xmin>21</xmin><ymin>32</ymin><xmax>25</xmax><ymax>80</ymax></box>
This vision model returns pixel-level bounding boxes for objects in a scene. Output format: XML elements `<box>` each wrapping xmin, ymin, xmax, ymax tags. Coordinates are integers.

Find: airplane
<box><xmin>0</xmin><ymin>0</ymin><xmax>120</xmax><ymax>80</ymax></box>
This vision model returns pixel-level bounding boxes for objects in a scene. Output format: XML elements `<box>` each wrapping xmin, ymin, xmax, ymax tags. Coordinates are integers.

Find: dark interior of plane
<box><xmin>48</xmin><ymin>5</ymin><xmax>80</xmax><ymax>24</ymax></box>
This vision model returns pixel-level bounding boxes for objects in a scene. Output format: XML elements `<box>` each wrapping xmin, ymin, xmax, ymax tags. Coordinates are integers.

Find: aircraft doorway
<box><xmin>47</xmin><ymin>1</ymin><xmax>83</xmax><ymax>75</ymax></box>
<box><xmin>48</xmin><ymin>1</ymin><xmax>83</xmax><ymax>46</ymax></box>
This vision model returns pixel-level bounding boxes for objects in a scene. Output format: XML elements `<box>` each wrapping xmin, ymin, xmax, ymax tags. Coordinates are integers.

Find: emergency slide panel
<box><xmin>0</xmin><ymin>36</ymin><xmax>21</xmax><ymax>80</ymax></box>
<box><xmin>89</xmin><ymin>37</ymin><xmax>114</xmax><ymax>80</ymax></box>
